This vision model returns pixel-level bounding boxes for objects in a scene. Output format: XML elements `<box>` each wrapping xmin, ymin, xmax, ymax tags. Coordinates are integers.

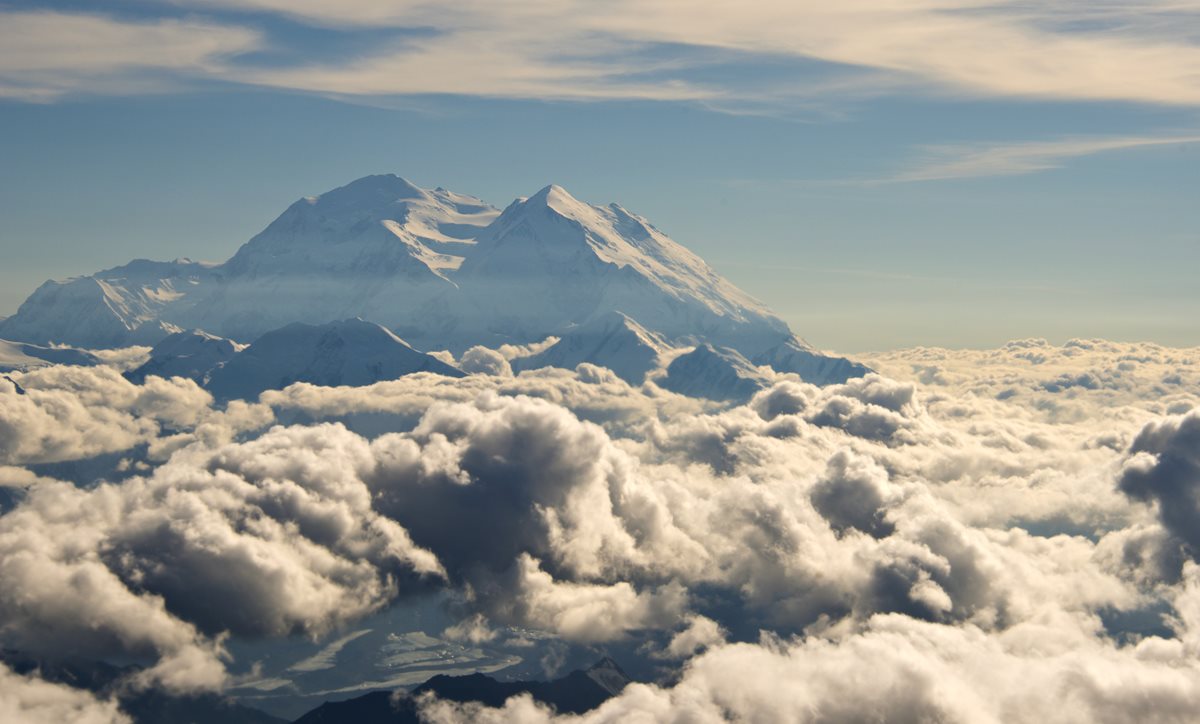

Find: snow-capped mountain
<box><xmin>659</xmin><ymin>344</ymin><xmax>774</xmax><ymax>402</ymax></box>
<box><xmin>204</xmin><ymin>318</ymin><xmax>463</xmax><ymax>400</ymax></box>
<box><xmin>0</xmin><ymin>174</ymin><xmax>867</xmax><ymax>387</ymax></box>
<box><xmin>125</xmin><ymin>330</ymin><xmax>245</xmax><ymax>385</ymax></box>
<box><xmin>511</xmin><ymin>311</ymin><xmax>669</xmax><ymax>384</ymax></box>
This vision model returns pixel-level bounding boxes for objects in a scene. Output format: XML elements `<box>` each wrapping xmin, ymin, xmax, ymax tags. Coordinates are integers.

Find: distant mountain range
<box><xmin>0</xmin><ymin>175</ymin><xmax>868</xmax><ymax>392</ymax></box>
<box><xmin>294</xmin><ymin>657</ymin><xmax>631</xmax><ymax>723</ymax></box>
<box><xmin>1</xmin><ymin>649</ymin><xmax>630</xmax><ymax>724</ymax></box>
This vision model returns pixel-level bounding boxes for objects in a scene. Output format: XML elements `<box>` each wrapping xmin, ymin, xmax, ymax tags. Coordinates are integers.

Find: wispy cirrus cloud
<box><xmin>872</xmin><ymin>133</ymin><xmax>1200</xmax><ymax>183</ymax></box>
<box><xmin>0</xmin><ymin>11</ymin><xmax>260</xmax><ymax>101</ymax></box>
<box><xmin>5</xmin><ymin>1</ymin><xmax>1200</xmax><ymax>107</ymax></box>
<box><xmin>240</xmin><ymin>29</ymin><xmax>717</xmax><ymax>102</ymax></box>
<box><xmin>186</xmin><ymin>0</ymin><xmax>1200</xmax><ymax>107</ymax></box>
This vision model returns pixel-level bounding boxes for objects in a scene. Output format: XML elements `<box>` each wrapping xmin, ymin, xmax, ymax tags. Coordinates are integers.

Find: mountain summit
<box><xmin>0</xmin><ymin>175</ymin><xmax>863</xmax><ymax>385</ymax></box>
<box><xmin>452</xmin><ymin>183</ymin><xmax>787</xmax><ymax>352</ymax></box>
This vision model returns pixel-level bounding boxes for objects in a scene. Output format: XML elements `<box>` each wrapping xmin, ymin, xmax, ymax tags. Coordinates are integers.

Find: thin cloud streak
<box><xmin>874</xmin><ymin>133</ymin><xmax>1200</xmax><ymax>183</ymax></box>
<box><xmin>711</xmin><ymin>259</ymin><xmax>1075</xmax><ymax>292</ymax></box>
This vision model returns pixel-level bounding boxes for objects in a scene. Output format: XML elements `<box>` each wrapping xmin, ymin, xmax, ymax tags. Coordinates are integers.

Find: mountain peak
<box><xmin>528</xmin><ymin>183</ymin><xmax>570</xmax><ymax>201</ymax></box>
<box><xmin>348</xmin><ymin>173</ymin><xmax>425</xmax><ymax>196</ymax></box>
<box><xmin>303</xmin><ymin>174</ymin><xmax>429</xmax><ymax>210</ymax></box>
<box><xmin>585</xmin><ymin>657</ymin><xmax>631</xmax><ymax>696</ymax></box>
<box><xmin>523</xmin><ymin>183</ymin><xmax>589</xmax><ymax>215</ymax></box>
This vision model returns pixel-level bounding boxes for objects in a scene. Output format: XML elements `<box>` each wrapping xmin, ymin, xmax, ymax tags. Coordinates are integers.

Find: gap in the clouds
<box><xmin>273</xmin><ymin>408</ymin><xmax>427</xmax><ymax>439</ymax></box>
<box><xmin>229</xmin><ymin>19</ymin><xmax>440</xmax><ymax>70</ymax></box>
<box><xmin>24</xmin><ymin>444</ymin><xmax>151</xmax><ymax>489</ymax></box>
<box><xmin>1099</xmin><ymin>601</ymin><xmax>1176</xmax><ymax>646</ymax></box>
<box><xmin>1008</xmin><ymin>515</ymin><xmax>1107</xmax><ymax>542</ymax></box>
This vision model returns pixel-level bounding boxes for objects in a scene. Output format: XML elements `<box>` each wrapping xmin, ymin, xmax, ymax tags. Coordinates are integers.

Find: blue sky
<box><xmin>1</xmin><ymin>1</ymin><xmax>1198</xmax><ymax>351</ymax></box>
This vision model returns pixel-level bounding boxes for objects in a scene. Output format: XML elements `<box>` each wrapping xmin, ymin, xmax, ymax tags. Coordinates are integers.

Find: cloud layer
<box><xmin>1</xmin><ymin>338</ymin><xmax>1199</xmax><ymax>720</ymax></box>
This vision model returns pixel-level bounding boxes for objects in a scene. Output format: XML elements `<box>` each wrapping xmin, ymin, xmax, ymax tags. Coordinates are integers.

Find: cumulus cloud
<box><xmin>810</xmin><ymin>450</ymin><xmax>898</xmax><ymax>539</ymax></box>
<box><xmin>494</xmin><ymin>554</ymin><xmax>687</xmax><ymax>644</ymax></box>
<box><xmin>1118</xmin><ymin>411</ymin><xmax>1200</xmax><ymax>561</ymax></box>
<box><xmin>660</xmin><ymin>615</ymin><xmax>726</xmax><ymax>660</ymax></box>
<box><xmin>458</xmin><ymin>346</ymin><xmax>514</xmax><ymax>377</ymax></box>
<box><xmin>421</xmin><ymin>614</ymin><xmax>1200</xmax><ymax>723</ymax></box>
<box><xmin>0</xmin><ymin>424</ymin><xmax>442</xmax><ymax>692</ymax></box>
<box><xmin>0</xmin><ymin>663</ymin><xmax>128</xmax><ymax>724</ymax></box>
<box><xmin>2</xmin><ymin>338</ymin><xmax>1200</xmax><ymax>716</ymax></box>
<box><xmin>0</xmin><ymin>365</ymin><xmax>274</xmax><ymax>466</ymax></box>
<box><xmin>442</xmin><ymin>613</ymin><xmax>499</xmax><ymax>645</ymax></box>
<box><xmin>327</xmin><ymin>371</ymin><xmax>1136</xmax><ymax>641</ymax></box>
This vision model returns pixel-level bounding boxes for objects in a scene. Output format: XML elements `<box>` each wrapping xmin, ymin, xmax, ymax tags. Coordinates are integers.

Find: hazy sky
<box><xmin>1</xmin><ymin>1</ymin><xmax>1198</xmax><ymax>352</ymax></box>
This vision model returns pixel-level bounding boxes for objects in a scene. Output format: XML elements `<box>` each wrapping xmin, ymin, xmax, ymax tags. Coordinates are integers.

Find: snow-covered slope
<box><xmin>512</xmin><ymin>312</ymin><xmax>669</xmax><ymax>384</ymax></box>
<box><xmin>185</xmin><ymin>175</ymin><xmax>500</xmax><ymax>342</ymax></box>
<box><xmin>753</xmin><ymin>337</ymin><xmax>871</xmax><ymax>386</ymax></box>
<box><xmin>226</xmin><ymin>174</ymin><xmax>493</xmax><ymax>276</ymax></box>
<box><xmin>125</xmin><ymin>330</ymin><xmax>245</xmax><ymax>385</ymax></box>
<box><xmin>451</xmin><ymin>185</ymin><xmax>789</xmax><ymax>353</ymax></box>
<box><xmin>659</xmin><ymin>344</ymin><xmax>773</xmax><ymax>402</ymax></box>
<box><xmin>204</xmin><ymin>318</ymin><xmax>464</xmax><ymax>400</ymax></box>
<box><xmin>0</xmin><ymin>339</ymin><xmax>99</xmax><ymax>372</ymax></box>
<box><xmin>0</xmin><ymin>259</ymin><xmax>202</xmax><ymax>348</ymax></box>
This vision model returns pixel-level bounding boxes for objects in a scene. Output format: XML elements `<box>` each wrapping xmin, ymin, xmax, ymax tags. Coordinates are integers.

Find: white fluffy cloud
<box><xmin>421</xmin><ymin>614</ymin><xmax>1200</xmax><ymax>723</ymax></box>
<box><xmin>0</xmin><ymin>424</ymin><xmax>442</xmax><ymax>692</ymax></box>
<box><xmin>0</xmin><ymin>365</ymin><xmax>273</xmax><ymax>466</ymax></box>
<box><xmin>0</xmin><ymin>663</ymin><xmax>128</xmax><ymax>724</ymax></box>
<box><xmin>3</xmin><ymin>338</ymin><xmax>1200</xmax><ymax>718</ymax></box>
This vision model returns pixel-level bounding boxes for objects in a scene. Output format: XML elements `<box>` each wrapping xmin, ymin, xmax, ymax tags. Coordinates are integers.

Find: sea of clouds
<box><xmin>2</xmin><ymin>338</ymin><xmax>1199</xmax><ymax>723</ymax></box>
